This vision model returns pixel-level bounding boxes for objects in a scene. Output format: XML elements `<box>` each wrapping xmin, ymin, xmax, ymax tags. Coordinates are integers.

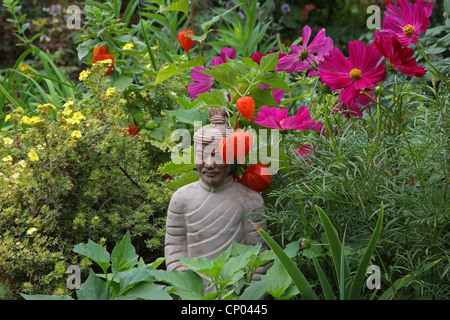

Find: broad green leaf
<box><xmin>149</xmin><ymin>269</ymin><xmax>205</xmax><ymax>300</ymax></box>
<box><xmin>261</xmin><ymin>260</ymin><xmax>294</xmax><ymax>300</ymax></box>
<box><xmin>349</xmin><ymin>206</ymin><xmax>384</xmax><ymax>300</ymax></box>
<box><xmin>73</xmin><ymin>240</ymin><xmax>111</xmax><ymax>274</ymax></box>
<box><xmin>251</xmin><ymin>221</ymin><xmax>318</xmax><ymax>300</ymax></box>
<box><xmin>158</xmin><ymin>0</ymin><xmax>189</xmax><ymax>14</ymax></box>
<box><xmin>198</xmin><ymin>89</ymin><xmax>228</xmax><ymax>109</ymax></box>
<box><xmin>259</xmin><ymin>52</ymin><xmax>280</xmax><ymax>73</ymax></box>
<box><xmin>76</xmin><ymin>269</ymin><xmax>108</xmax><ymax>300</ymax></box>
<box><xmin>249</xmin><ymin>87</ymin><xmax>278</xmax><ymax>108</ymax></box>
<box><xmin>239</xmin><ymin>280</ymin><xmax>279</xmax><ymax>300</ymax></box>
<box><xmin>118</xmin><ymin>282</ymin><xmax>172</xmax><ymax>300</ymax></box>
<box><xmin>165</xmin><ymin>106</ymin><xmax>209</xmax><ymax>126</ymax></box>
<box><xmin>112</xmin><ymin>74</ymin><xmax>133</xmax><ymax>91</ymax></box>
<box><xmin>154</xmin><ymin>56</ymin><xmax>205</xmax><ymax>84</ymax></box>
<box><xmin>259</xmin><ymin>72</ymin><xmax>291</xmax><ymax>92</ymax></box>
<box><xmin>116</xmin><ymin>266</ymin><xmax>156</xmax><ymax>294</ymax></box>
<box><xmin>111</xmin><ymin>231</ymin><xmax>139</xmax><ymax>275</ymax></box>
<box><xmin>166</xmin><ymin>170</ymin><xmax>199</xmax><ymax>189</ymax></box>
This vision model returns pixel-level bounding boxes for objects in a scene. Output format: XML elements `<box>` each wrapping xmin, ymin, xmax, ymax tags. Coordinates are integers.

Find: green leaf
<box><xmin>111</xmin><ymin>231</ymin><xmax>139</xmax><ymax>275</ymax></box>
<box><xmin>259</xmin><ymin>73</ymin><xmax>291</xmax><ymax>92</ymax></box>
<box><xmin>239</xmin><ymin>280</ymin><xmax>279</xmax><ymax>300</ymax></box>
<box><xmin>348</xmin><ymin>206</ymin><xmax>384</xmax><ymax>300</ymax></box>
<box><xmin>251</xmin><ymin>221</ymin><xmax>318</xmax><ymax>300</ymax></box>
<box><xmin>261</xmin><ymin>260</ymin><xmax>294</xmax><ymax>300</ymax></box>
<box><xmin>165</xmin><ymin>106</ymin><xmax>209</xmax><ymax>126</ymax></box>
<box><xmin>197</xmin><ymin>89</ymin><xmax>228</xmax><ymax>109</ymax></box>
<box><xmin>118</xmin><ymin>282</ymin><xmax>172</xmax><ymax>300</ymax></box>
<box><xmin>316</xmin><ymin>206</ymin><xmax>351</xmax><ymax>299</ymax></box>
<box><xmin>73</xmin><ymin>240</ymin><xmax>111</xmax><ymax>274</ymax></box>
<box><xmin>154</xmin><ymin>56</ymin><xmax>205</xmax><ymax>84</ymax></box>
<box><xmin>312</xmin><ymin>256</ymin><xmax>336</xmax><ymax>300</ymax></box>
<box><xmin>112</xmin><ymin>74</ymin><xmax>133</xmax><ymax>91</ymax></box>
<box><xmin>116</xmin><ymin>266</ymin><xmax>156</xmax><ymax>294</ymax></box>
<box><xmin>149</xmin><ymin>269</ymin><xmax>205</xmax><ymax>300</ymax></box>
<box><xmin>201</xmin><ymin>3</ymin><xmax>242</xmax><ymax>32</ymax></box>
<box><xmin>158</xmin><ymin>0</ymin><xmax>189</xmax><ymax>14</ymax></box>
<box><xmin>166</xmin><ymin>170</ymin><xmax>199</xmax><ymax>189</ymax></box>
<box><xmin>76</xmin><ymin>269</ymin><xmax>108</xmax><ymax>300</ymax></box>
<box><xmin>259</xmin><ymin>52</ymin><xmax>280</xmax><ymax>73</ymax></box>
<box><xmin>179</xmin><ymin>257</ymin><xmax>222</xmax><ymax>280</ymax></box>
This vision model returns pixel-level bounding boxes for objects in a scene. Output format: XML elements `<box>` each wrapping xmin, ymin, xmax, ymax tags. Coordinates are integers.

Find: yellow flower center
<box><xmin>403</xmin><ymin>24</ymin><xmax>415</xmax><ymax>37</ymax></box>
<box><xmin>349</xmin><ymin>68</ymin><xmax>362</xmax><ymax>80</ymax></box>
<box><xmin>279</xmin><ymin>120</ymin><xmax>284</xmax><ymax>125</ymax></box>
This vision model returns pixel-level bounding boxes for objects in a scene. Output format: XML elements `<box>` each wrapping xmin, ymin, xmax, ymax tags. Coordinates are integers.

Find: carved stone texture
<box><xmin>164</xmin><ymin>107</ymin><xmax>267</xmax><ymax>289</ymax></box>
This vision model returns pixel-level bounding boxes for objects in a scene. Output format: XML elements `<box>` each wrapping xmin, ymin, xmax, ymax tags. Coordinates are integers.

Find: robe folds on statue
<box><xmin>164</xmin><ymin>174</ymin><xmax>266</xmax><ymax>272</ymax></box>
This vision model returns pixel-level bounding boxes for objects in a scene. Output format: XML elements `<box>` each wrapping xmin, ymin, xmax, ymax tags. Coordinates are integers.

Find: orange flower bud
<box><xmin>236</xmin><ymin>96</ymin><xmax>255</xmax><ymax>121</ymax></box>
<box><xmin>242</xmin><ymin>163</ymin><xmax>271</xmax><ymax>192</ymax></box>
<box><xmin>178</xmin><ymin>30</ymin><xmax>195</xmax><ymax>53</ymax></box>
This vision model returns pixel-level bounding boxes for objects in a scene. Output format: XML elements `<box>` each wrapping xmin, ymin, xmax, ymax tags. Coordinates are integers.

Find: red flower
<box><xmin>219</xmin><ymin>131</ymin><xmax>253</xmax><ymax>164</ymax></box>
<box><xmin>236</xmin><ymin>96</ymin><xmax>255</xmax><ymax>121</ymax></box>
<box><xmin>93</xmin><ymin>46</ymin><xmax>114</xmax><ymax>76</ymax></box>
<box><xmin>120</xmin><ymin>125</ymin><xmax>138</xmax><ymax>136</ymax></box>
<box><xmin>373</xmin><ymin>35</ymin><xmax>426</xmax><ymax>78</ymax></box>
<box><xmin>178</xmin><ymin>30</ymin><xmax>195</xmax><ymax>53</ymax></box>
<box><xmin>241</xmin><ymin>163</ymin><xmax>272</xmax><ymax>192</ymax></box>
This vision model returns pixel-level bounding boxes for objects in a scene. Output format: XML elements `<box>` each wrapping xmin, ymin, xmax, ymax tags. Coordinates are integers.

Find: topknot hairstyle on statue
<box><xmin>193</xmin><ymin>107</ymin><xmax>233</xmax><ymax>145</ymax></box>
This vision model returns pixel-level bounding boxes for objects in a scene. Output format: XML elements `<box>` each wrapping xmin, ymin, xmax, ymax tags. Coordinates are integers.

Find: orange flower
<box><xmin>178</xmin><ymin>30</ymin><xmax>195</xmax><ymax>53</ymax></box>
<box><xmin>236</xmin><ymin>96</ymin><xmax>255</xmax><ymax>121</ymax></box>
<box><xmin>92</xmin><ymin>45</ymin><xmax>114</xmax><ymax>76</ymax></box>
<box><xmin>241</xmin><ymin>163</ymin><xmax>271</xmax><ymax>192</ymax></box>
<box><xmin>219</xmin><ymin>130</ymin><xmax>252</xmax><ymax>164</ymax></box>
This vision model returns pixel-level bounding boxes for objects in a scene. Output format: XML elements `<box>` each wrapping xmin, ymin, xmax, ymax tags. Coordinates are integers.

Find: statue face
<box><xmin>195</xmin><ymin>140</ymin><xmax>231</xmax><ymax>187</ymax></box>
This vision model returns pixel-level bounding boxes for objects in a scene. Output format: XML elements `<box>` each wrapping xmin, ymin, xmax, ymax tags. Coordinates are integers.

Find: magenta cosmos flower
<box><xmin>252</xmin><ymin>106</ymin><xmax>316</xmax><ymax>131</ymax></box>
<box><xmin>318</xmin><ymin>40</ymin><xmax>386</xmax><ymax>103</ymax></box>
<box><xmin>211</xmin><ymin>47</ymin><xmax>236</xmax><ymax>66</ymax></box>
<box><xmin>187</xmin><ymin>67</ymin><xmax>215</xmax><ymax>99</ymax></box>
<box><xmin>374</xmin><ymin>35</ymin><xmax>426</xmax><ymax>77</ymax></box>
<box><xmin>276</xmin><ymin>25</ymin><xmax>333</xmax><ymax>74</ymax></box>
<box><xmin>375</xmin><ymin>0</ymin><xmax>434</xmax><ymax>46</ymax></box>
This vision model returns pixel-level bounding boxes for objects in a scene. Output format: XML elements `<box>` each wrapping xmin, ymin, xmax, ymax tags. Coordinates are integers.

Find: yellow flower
<box><xmin>18</xmin><ymin>160</ymin><xmax>27</xmax><ymax>168</ymax></box>
<box><xmin>21</xmin><ymin>116</ymin><xmax>31</xmax><ymax>125</ymax></box>
<box><xmin>19</xmin><ymin>63</ymin><xmax>30</xmax><ymax>71</ymax></box>
<box><xmin>3</xmin><ymin>137</ymin><xmax>13</xmax><ymax>145</ymax></box>
<box><xmin>105</xmin><ymin>87</ymin><xmax>116</xmax><ymax>97</ymax></box>
<box><xmin>5</xmin><ymin>114</ymin><xmax>11</xmax><ymax>122</ymax></box>
<box><xmin>27</xmin><ymin>227</ymin><xmax>37</xmax><ymax>235</ymax></box>
<box><xmin>71</xmin><ymin>130</ymin><xmax>82</xmax><ymax>138</ymax></box>
<box><xmin>62</xmin><ymin>108</ymin><xmax>73</xmax><ymax>116</ymax></box>
<box><xmin>63</xmin><ymin>100</ymin><xmax>75</xmax><ymax>109</ymax></box>
<box><xmin>28</xmin><ymin>149</ymin><xmax>39</xmax><ymax>162</ymax></box>
<box><xmin>66</xmin><ymin>112</ymin><xmax>86</xmax><ymax>125</ymax></box>
<box><xmin>78</xmin><ymin>69</ymin><xmax>92</xmax><ymax>81</ymax></box>
<box><xmin>144</xmin><ymin>64</ymin><xmax>151</xmax><ymax>69</ymax></box>
<box><xmin>30</xmin><ymin>116</ymin><xmax>43</xmax><ymax>124</ymax></box>
<box><xmin>2</xmin><ymin>155</ymin><xmax>13</xmax><ymax>162</ymax></box>
<box><xmin>122</xmin><ymin>43</ymin><xmax>134</xmax><ymax>50</ymax></box>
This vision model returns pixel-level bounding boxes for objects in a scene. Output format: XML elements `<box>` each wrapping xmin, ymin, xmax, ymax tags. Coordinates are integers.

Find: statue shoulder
<box><xmin>168</xmin><ymin>181</ymin><xmax>200</xmax><ymax>213</ymax></box>
<box><xmin>233</xmin><ymin>181</ymin><xmax>264</xmax><ymax>209</ymax></box>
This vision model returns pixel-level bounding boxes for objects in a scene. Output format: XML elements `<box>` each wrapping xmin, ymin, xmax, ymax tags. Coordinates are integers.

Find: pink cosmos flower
<box><xmin>252</xmin><ymin>106</ymin><xmax>316</xmax><ymax>131</ymax></box>
<box><xmin>187</xmin><ymin>66</ymin><xmax>215</xmax><ymax>99</ymax></box>
<box><xmin>275</xmin><ymin>25</ymin><xmax>333</xmax><ymax>74</ymax></box>
<box><xmin>211</xmin><ymin>47</ymin><xmax>236</xmax><ymax>66</ymax></box>
<box><xmin>373</xmin><ymin>35</ymin><xmax>426</xmax><ymax>77</ymax></box>
<box><xmin>334</xmin><ymin>91</ymin><xmax>376</xmax><ymax>118</ymax></box>
<box><xmin>296</xmin><ymin>145</ymin><xmax>313</xmax><ymax>157</ymax></box>
<box><xmin>318</xmin><ymin>40</ymin><xmax>386</xmax><ymax>103</ymax></box>
<box><xmin>375</xmin><ymin>0</ymin><xmax>434</xmax><ymax>46</ymax></box>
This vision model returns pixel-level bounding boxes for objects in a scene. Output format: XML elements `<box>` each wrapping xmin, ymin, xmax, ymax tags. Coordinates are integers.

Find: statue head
<box><xmin>193</xmin><ymin>108</ymin><xmax>233</xmax><ymax>187</ymax></box>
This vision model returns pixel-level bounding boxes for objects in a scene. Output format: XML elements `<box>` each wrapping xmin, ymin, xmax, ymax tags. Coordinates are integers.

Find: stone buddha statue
<box><xmin>164</xmin><ymin>107</ymin><xmax>267</xmax><ymax>281</ymax></box>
